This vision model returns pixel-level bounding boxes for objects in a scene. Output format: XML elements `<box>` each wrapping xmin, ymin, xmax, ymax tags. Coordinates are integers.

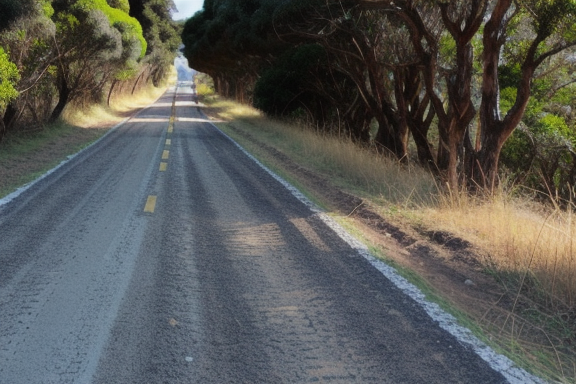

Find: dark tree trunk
<box><xmin>373</xmin><ymin>107</ymin><xmax>406</xmax><ymax>160</ymax></box>
<box><xmin>49</xmin><ymin>74</ymin><xmax>70</xmax><ymax>123</ymax></box>
<box><xmin>477</xmin><ymin>0</ymin><xmax>547</xmax><ymax>192</ymax></box>
<box><xmin>107</xmin><ymin>79</ymin><xmax>118</xmax><ymax>106</ymax></box>
<box><xmin>2</xmin><ymin>103</ymin><xmax>18</xmax><ymax>133</ymax></box>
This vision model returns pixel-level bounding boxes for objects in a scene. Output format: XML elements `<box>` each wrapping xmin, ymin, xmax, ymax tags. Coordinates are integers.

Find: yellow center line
<box><xmin>167</xmin><ymin>125</ymin><xmax>173</xmax><ymax>133</ymax></box>
<box><xmin>166</xmin><ymin>139</ymin><xmax>171</xmax><ymax>145</ymax></box>
<box><xmin>162</xmin><ymin>150</ymin><xmax>170</xmax><ymax>160</ymax></box>
<box><xmin>159</xmin><ymin>162</ymin><xmax>167</xmax><ymax>171</ymax></box>
<box><xmin>144</xmin><ymin>195</ymin><xmax>157</xmax><ymax>213</ymax></box>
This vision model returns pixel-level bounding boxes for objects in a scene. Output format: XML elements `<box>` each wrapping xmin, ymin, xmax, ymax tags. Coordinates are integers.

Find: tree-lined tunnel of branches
<box><xmin>182</xmin><ymin>0</ymin><xmax>576</xmax><ymax>195</ymax></box>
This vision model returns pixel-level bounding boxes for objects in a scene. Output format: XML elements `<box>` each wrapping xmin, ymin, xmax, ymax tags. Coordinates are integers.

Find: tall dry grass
<box><xmin>429</xmin><ymin>190</ymin><xmax>576</xmax><ymax>312</ymax></box>
<box><xmin>64</xmin><ymin>83</ymin><xmax>166</xmax><ymax>128</ymax></box>
<box><xmin>210</xmin><ymin>99</ymin><xmax>437</xmax><ymax>206</ymax></box>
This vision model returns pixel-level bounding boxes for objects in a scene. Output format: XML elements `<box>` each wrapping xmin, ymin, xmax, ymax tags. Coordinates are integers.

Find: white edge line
<box><xmin>210</xmin><ymin>122</ymin><xmax>547</xmax><ymax>384</ymax></box>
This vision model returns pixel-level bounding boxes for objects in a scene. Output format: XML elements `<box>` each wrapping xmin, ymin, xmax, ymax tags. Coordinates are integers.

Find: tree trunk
<box><xmin>49</xmin><ymin>74</ymin><xmax>70</xmax><ymax>123</ymax></box>
<box><xmin>477</xmin><ymin>0</ymin><xmax>543</xmax><ymax>192</ymax></box>
<box><xmin>373</xmin><ymin>108</ymin><xmax>407</xmax><ymax>160</ymax></box>
<box><xmin>107</xmin><ymin>79</ymin><xmax>118</xmax><ymax>106</ymax></box>
<box><xmin>2</xmin><ymin>103</ymin><xmax>18</xmax><ymax>132</ymax></box>
<box><xmin>477</xmin><ymin>125</ymin><xmax>506</xmax><ymax>189</ymax></box>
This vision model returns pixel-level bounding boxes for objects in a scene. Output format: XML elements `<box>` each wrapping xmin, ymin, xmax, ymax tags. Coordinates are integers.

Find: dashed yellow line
<box><xmin>144</xmin><ymin>195</ymin><xmax>157</xmax><ymax>213</ymax></box>
<box><xmin>147</xmin><ymin>90</ymin><xmax>176</xmax><ymax>215</ymax></box>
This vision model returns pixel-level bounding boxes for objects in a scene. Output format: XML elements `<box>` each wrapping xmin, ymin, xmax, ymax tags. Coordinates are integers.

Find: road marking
<box><xmin>162</xmin><ymin>150</ymin><xmax>170</xmax><ymax>160</ymax></box>
<box><xmin>159</xmin><ymin>162</ymin><xmax>167</xmax><ymax>171</ymax></box>
<box><xmin>165</xmin><ymin>139</ymin><xmax>171</xmax><ymax>145</ymax></box>
<box><xmin>167</xmin><ymin>125</ymin><xmax>173</xmax><ymax>133</ymax></box>
<box><xmin>144</xmin><ymin>195</ymin><xmax>157</xmax><ymax>213</ymax></box>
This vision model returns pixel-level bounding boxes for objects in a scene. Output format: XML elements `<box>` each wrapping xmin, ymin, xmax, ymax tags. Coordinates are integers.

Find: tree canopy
<box><xmin>182</xmin><ymin>0</ymin><xmax>576</xmax><ymax>195</ymax></box>
<box><xmin>0</xmin><ymin>0</ymin><xmax>180</xmax><ymax>138</ymax></box>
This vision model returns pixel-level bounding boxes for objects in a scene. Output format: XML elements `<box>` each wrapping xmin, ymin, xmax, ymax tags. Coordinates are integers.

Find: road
<box><xmin>0</xmin><ymin>83</ymin><xmax>535</xmax><ymax>383</ymax></box>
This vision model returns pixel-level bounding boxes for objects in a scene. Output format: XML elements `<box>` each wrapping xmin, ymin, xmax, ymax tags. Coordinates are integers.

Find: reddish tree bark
<box><xmin>477</xmin><ymin>0</ymin><xmax>576</xmax><ymax>191</ymax></box>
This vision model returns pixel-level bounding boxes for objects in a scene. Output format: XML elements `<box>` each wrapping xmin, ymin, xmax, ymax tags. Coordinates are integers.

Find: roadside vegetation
<box><xmin>183</xmin><ymin>0</ymin><xmax>576</xmax><ymax>195</ymax></box>
<box><xmin>196</xmin><ymin>76</ymin><xmax>576</xmax><ymax>383</ymax></box>
<box><xmin>0</xmin><ymin>0</ymin><xmax>180</xmax><ymax>195</ymax></box>
<box><xmin>0</xmin><ymin>0</ymin><xmax>181</xmax><ymax>141</ymax></box>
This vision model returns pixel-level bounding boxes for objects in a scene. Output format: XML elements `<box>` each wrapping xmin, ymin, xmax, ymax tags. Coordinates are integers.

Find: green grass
<box><xmin>0</xmin><ymin>123</ymin><xmax>107</xmax><ymax>198</ymax></box>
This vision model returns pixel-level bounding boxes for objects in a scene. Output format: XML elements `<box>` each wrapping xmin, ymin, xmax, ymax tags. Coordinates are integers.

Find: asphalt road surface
<box><xmin>0</xmin><ymin>84</ymin><xmax>536</xmax><ymax>384</ymax></box>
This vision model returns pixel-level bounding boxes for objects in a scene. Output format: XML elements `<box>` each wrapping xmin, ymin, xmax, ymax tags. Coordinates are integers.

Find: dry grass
<box><xmin>220</xmin><ymin>101</ymin><xmax>576</xmax><ymax>314</ymax></box>
<box><xmin>64</xmin><ymin>83</ymin><xmax>166</xmax><ymax>127</ymax></box>
<box><xmin>427</xmin><ymin>192</ymin><xmax>576</xmax><ymax>312</ymax></box>
<box><xmin>204</xmin><ymin>96</ymin><xmax>576</xmax><ymax>383</ymax></box>
<box><xmin>208</xmin><ymin>100</ymin><xmax>437</xmax><ymax>206</ymax></box>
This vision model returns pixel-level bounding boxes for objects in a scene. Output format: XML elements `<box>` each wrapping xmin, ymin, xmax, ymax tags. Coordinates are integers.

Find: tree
<box><xmin>0</xmin><ymin>46</ymin><xmax>20</xmax><ymax>138</ymax></box>
<box><xmin>477</xmin><ymin>0</ymin><xmax>576</xmax><ymax>191</ymax></box>
<box><xmin>0</xmin><ymin>0</ymin><xmax>55</xmax><ymax>133</ymax></box>
<box><xmin>182</xmin><ymin>0</ymin><xmax>286</xmax><ymax>102</ymax></box>
<box><xmin>0</xmin><ymin>0</ymin><xmax>36</xmax><ymax>31</ymax></box>
<box><xmin>181</xmin><ymin>0</ymin><xmax>576</xmax><ymax>194</ymax></box>
<box><xmin>128</xmin><ymin>0</ymin><xmax>179</xmax><ymax>86</ymax></box>
<box><xmin>49</xmin><ymin>0</ymin><xmax>146</xmax><ymax>122</ymax></box>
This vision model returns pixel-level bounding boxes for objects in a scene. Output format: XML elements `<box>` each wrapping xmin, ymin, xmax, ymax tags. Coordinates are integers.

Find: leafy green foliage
<box><xmin>0</xmin><ymin>47</ymin><xmax>19</xmax><ymax>109</ymax></box>
<box><xmin>76</xmin><ymin>0</ymin><xmax>146</xmax><ymax>57</ymax></box>
<box><xmin>253</xmin><ymin>45</ymin><xmax>325</xmax><ymax>116</ymax></box>
<box><xmin>501</xmin><ymin>80</ymin><xmax>575</xmax><ymax>197</ymax></box>
<box><xmin>0</xmin><ymin>0</ymin><xmax>179</xmax><ymax>134</ymax></box>
<box><xmin>182</xmin><ymin>0</ymin><xmax>285</xmax><ymax>96</ymax></box>
<box><xmin>0</xmin><ymin>0</ymin><xmax>35</xmax><ymax>31</ymax></box>
<box><xmin>127</xmin><ymin>0</ymin><xmax>180</xmax><ymax>85</ymax></box>
<box><xmin>531</xmin><ymin>0</ymin><xmax>576</xmax><ymax>38</ymax></box>
<box><xmin>107</xmin><ymin>0</ymin><xmax>130</xmax><ymax>13</ymax></box>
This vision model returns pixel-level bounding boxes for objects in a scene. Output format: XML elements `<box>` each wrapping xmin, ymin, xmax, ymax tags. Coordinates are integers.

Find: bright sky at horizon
<box><xmin>172</xmin><ymin>0</ymin><xmax>204</xmax><ymax>20</ymax></box>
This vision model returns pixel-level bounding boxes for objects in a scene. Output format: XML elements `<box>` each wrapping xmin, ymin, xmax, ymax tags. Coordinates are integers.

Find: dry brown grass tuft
<box><xmin>426</xmin><ymin>192</ymin><xmax>576</xmax><ymax>312</ymax></box>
